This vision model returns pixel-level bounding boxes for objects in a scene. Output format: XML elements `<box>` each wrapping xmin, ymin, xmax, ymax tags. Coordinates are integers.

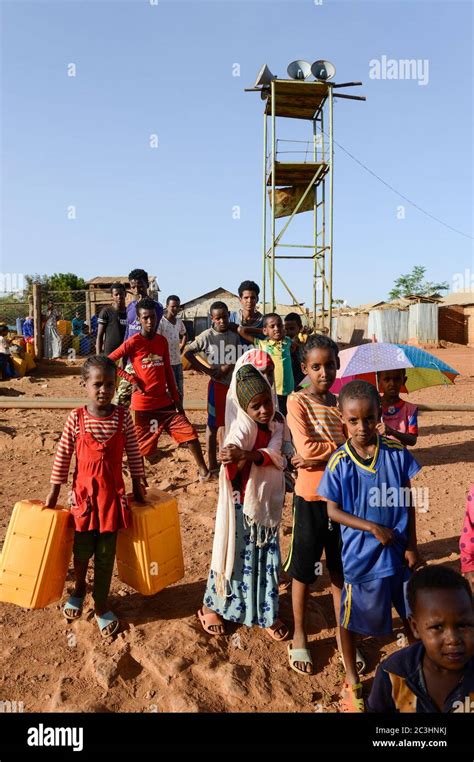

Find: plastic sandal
<box><xmin>287</xmin><ymin>642</ymin><xmax>313</xmax><ymax>675</ymax></box>
<box><xmin>197</xmin><ymin>608</ymin><xmax>226</xmax><ymax>636</ymax></box>
<box><xmin>340</xmin><ymin>682</ymin><xmax>365</xmax><ymax>713</ymax></box>
<box><xmin>63</xmin><ymin>595</ymin><xmax>85</xmax><ymax>621</ymax></box>
<box><xmin>340</xmin><ymin>648</ymin><xmax>367</xmax><ymax>676</ymax></box>
<box><xmin>266</xmin><ymin>620</ymin><xmax>289</xmax><ymax>642</ymax></box>
<box><xmin>95</xmin><ymin>611</ymin><xmax>120</xmax><ymax>638</ymax></box>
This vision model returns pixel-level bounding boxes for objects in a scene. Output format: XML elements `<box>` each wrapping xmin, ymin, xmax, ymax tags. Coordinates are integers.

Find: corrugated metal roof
<box><xmin>440</xmin><ymin>291</ymin><xmax>474</xmax><ymax>306</ymax></box>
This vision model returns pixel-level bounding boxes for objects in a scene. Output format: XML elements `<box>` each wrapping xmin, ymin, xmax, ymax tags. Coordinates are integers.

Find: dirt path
<box><xmin>0</xmin><ymin>346</ymin><xmax>472</xmax><ymax>712</ymax></box>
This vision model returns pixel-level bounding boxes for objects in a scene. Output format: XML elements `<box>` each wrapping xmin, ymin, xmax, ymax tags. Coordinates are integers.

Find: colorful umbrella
<box><xmin>301</xmin><ymin>342</ymin><xmax>459</xmax><ymax>394</ymax></box>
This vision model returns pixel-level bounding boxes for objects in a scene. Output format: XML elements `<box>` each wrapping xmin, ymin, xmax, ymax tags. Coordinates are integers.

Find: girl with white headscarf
<box><xmin>197</xmin><ymin>350</ymin><xmax>289</xmax><ymax>640</ymax></box>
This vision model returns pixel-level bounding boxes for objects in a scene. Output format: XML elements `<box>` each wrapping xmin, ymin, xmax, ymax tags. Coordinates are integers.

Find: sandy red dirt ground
<box><xmin>0</xmin><ymin>346</ymin><xmax>472</xmax><ymax>713</ymax></box>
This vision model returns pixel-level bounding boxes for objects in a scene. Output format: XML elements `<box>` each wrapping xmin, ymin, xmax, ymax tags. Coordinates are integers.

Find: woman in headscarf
<box><xmin>197</xmin><ymin>350</ymin><xmax>289</xmax><ymax>640</ymax></box>
<box><xmin>43</xmin><ymin>299</ymin><xmax>62</xmax><ymax>359</ymax></box>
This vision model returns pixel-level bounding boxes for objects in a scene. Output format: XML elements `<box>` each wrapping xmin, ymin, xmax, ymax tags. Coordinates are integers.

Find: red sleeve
<box><xmin>162</xmin><ymin>337</ymin><xmax>180</xmax><ymax>403</ymax></box>
<box><xmin>109</xmin><ymin>338</ymin><xmax>136</xmax><ymax>383</ymax></box>
<box><xmin>50</xmin><ymin>410</ymin><xmax>78</xmax><ymax>484</ymax></box>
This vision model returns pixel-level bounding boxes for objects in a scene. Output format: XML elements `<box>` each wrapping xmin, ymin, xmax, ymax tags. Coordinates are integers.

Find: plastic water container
<box><xmin>0</xmin><ymin>500</ymin><xmax>74</xmax><ymax>609</ymax></box>
<box><xmin>116</xmin><ymin>489</ymin><xmax>184</xmax><ymax>596</ymax></box>
<box><xmin>57</xmin><ymin>320</ymin><xmax>72</xmax><ymax>336</ymax></box>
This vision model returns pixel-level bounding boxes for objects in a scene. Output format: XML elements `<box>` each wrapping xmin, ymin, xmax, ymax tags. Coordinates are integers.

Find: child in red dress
<box><xmin>45</xmin><ymin>356</ymin><xmax>146</xmax><ymax>638</ymax></box>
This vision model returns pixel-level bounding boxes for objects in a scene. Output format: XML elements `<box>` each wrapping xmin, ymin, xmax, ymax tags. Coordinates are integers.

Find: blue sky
<box><xmin>1</xmin><ymin>0</ymin><xmax>472</xmax><ymax>307</ymax></box>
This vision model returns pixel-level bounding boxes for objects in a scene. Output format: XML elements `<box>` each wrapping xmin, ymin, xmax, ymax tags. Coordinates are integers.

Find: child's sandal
<box><xmin>63</xmin><ymin>595</ymin><xmax>85</xmax><ymax>621</ymax></box>
<box><xmin>340</xmin><ymin>682</ymin><xmax>365</xmax><ymax>713</ymax></box>
<box><xmin>95</xmin><ymin>611</ymin><xmax>120</xmax><ymax>639</ymax></box>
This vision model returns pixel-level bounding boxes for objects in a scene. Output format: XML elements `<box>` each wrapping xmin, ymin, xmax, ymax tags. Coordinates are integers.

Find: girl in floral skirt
<box><xmin>197</xmin><ymin>351</ymin><xmax>288</xmax><ymax>641</ymax></box>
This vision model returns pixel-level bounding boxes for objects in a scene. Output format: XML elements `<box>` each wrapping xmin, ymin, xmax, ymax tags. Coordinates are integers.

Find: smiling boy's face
<box><xmin>263</xmin><ymin>316</ymin><xmax>284</xmax><ymax>341</ymax></box>
<box><xmin>409</xmin><ymin>588</ymin><xmax>474</xmax><ymax>672</ymax></box>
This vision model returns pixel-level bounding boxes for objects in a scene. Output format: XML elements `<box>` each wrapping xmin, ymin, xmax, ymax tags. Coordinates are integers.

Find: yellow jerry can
<box><xmin>0</xmin><ymin>500</ymin><xmax>74</xmax><ymax>609</ymax></box>
<box><xmin>116</xmin><ymin>489</ymin><xmax>184</xmax><ymax>596</ymax></box>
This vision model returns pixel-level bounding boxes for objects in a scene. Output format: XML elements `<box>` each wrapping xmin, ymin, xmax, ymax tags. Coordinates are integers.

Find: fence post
<box><xmin>85</xmin><ymin>289</ymin><xmax>91</xmax><ymax>328</ymax></box>
<box><xmin>33</xmin><ymin>284</ymin><xmax>43</xmax><ymax>359</ymax></box>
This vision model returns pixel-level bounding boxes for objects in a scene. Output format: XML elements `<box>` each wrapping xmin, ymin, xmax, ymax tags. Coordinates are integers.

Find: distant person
<box><xmin>157</xmin><ymin>295</ymin><xmax>187</xmax><ymax>399</ymax></box>
<box><xmin>318</xmin><ymin>380</ymin><xmax>423</xmax><ymax>712</ymax></box>
<box><xmin>236</xmin><ymin>280</ymin><xmax>264</xmax><ymax>345</ymax></box>
<box><xmin>96</xmin><ymin>283</ymin><xmax>128</xmax><ymax>355</ymax></box>
<box><xmin>184</xmin><ymin>301</ymin><xmax>241</xmax><ymax>473</ymax></box>
<box><xmin>238</xmin><ymin>313</ymin><xmax>295</xmax><ymax>416</ymax></box>
<box><xmin>460</xmin><ymin>484</ymin><xmax>474</xmax><ymax>594</ymax></box>
<box><xmin>22</xmin><ymin>316</ymin><xmax>34</xmax><ymax>339</ymax></box>
<box><xmin>43</xmin><ymin>299</ymin><xmax>62</xmax><ymax>359</ymax></box>
<box><xmin>117</xmin><ymin>268</ymin><xmax>164</xmax><ymax>406</ymax></box>
<box><xmin>45</xmin><ymin>355</ymin><xmax>146</xmax><ymax>639</ymax></box>
<box><xmin>109</xmin><ymin>298</ymin><xmax>209</xmax><ymax>481</ymax></box>
<box><xmin>284</xmin><ymin>312</ymin><xmax>306</xmax><ymax>389</ymax></box>
<box><xmin>368</xmin><ymin>565</ymin><xmax>474</xmax><ymax>712</ymax></box>
<box><xmin>0</xmin><ymin>324</ymin><xmax>15</xmax><ymax>379</ymax></box>
<box><xmin>72</xmin><ymin>310</ymin><xmax>85</xmax><ymax>336</ymax></box>
<box><xmin>376</xmin><ymin>369</ymin><xmax>418</xmax><ymax>447</ymax></box>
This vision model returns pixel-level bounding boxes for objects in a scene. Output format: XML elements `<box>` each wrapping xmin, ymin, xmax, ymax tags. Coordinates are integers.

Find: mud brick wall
<box><xmin>439</xmin><ymin>306</ymin><xmax>467</xmax><ymax>344</ymax></box>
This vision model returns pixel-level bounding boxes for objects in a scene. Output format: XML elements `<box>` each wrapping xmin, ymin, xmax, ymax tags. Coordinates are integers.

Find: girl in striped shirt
<box><xmin>45</xmin><ymin>355</ymin><xmax>146</xmax><ymax>638</ymax></box>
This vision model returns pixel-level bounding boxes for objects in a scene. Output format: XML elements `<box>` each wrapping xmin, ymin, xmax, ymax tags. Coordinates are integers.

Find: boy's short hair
<box><xmin>128</xmin><ymin>268</ymin><xmax>149</xmax><ymax>285</ymax></box>
<box><xmin>210</xmin><ymin>301</ymin><xmax>228</xmax><ymax>315</ymax></box>
<box><xmin>338</xmin><ymin>379</ymin><xmax>381</xmax><ymax>411</ymax></box>
<box><xmin>238</xmin><ymin>280</ymin><xmax>260</xmax><ymax>298</ymax></box>
<box><xmin>407</xmin><ymin>565</ymin><xmax>472</xmax><ymax>614</ymax></box>
<box><xmin>166</xmin><ymin>294</ymin><xmax>180</xmax><ymax>305</ymax></box>
<box><xmin>0</xmin><ymin>323</ymin><xmax>8</xmax><ymax>334</ymax></box>
<box><xmin>302</xmin><ymin>333</ymin><xmax>339</xmax><ymax>361</ymax></box>
<box><xmin>263</xmin><ymin>313</ymin><xmax>281</xmax><ymax>327</ymax></box>
<box><xmin>376</xmin><ymin>368</ymin><xmax>405</xmax><ymax>379</ymax></box>
<box><xmin>110</xmin><ymin>282</ymin><xmax>126</xmax><ymax>294</ymax></box>
<box><xmin>284</xmin><ymin>312</ymin><xmax>303</xmax><ymax>327</ymax></box>
<box><xmin>82</xmin><ymin>355</ymin><xmax>117</xmax><ymax>380</ymax></box>
<box><xmin>136</xmin><ymin>297</ymin><xmax>157</xmax><ymax>316</ymax></box>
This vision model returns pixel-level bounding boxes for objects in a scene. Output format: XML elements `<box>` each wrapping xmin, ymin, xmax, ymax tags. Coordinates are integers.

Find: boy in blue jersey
<box><xmin>318</xmin><ymin>380</ymin><xmax>424</xmax><ymax>712</ymax></box>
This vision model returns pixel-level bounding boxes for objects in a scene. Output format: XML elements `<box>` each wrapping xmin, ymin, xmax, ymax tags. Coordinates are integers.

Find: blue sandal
<box><xmin>63</xmin><ymin>595</ymin><xmax>85</xmax><ymax>621</ymax></box>
<box><xmin>95</xmin><ymin>611</ymin><xmax>120</xmax><ymax>638</ymax></box>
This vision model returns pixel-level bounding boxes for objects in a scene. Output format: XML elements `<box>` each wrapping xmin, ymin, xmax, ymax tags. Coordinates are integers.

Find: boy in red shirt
<box><xmin>109</xmin><ymin>298</ymin><xmax>209</xmax><ymax>481</ymax></box>
<box><xmin>376</xmin><ymin>369</ymin><xmax>418</xmax><ymax>447</ymax></box>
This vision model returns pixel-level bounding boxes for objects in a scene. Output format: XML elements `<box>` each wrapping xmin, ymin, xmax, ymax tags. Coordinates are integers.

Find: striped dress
<box><xmin>51</xmin><ymin>406</ymin><xmax>144</xmax><ymax>485</ymax></box>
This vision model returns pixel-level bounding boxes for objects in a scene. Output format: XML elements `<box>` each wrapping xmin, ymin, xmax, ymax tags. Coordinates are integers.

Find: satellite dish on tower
<box><xmin>254</xmin><ymin>64</ymin><xmax>276</xmax><ymax>88</ymax></box>
<box><xmin>287</xmin><ymin>60</ymin><xmax>312</xmax><ymax>80</ymax></box>
<box><xmin>311</xmin><ymin>60</ymin><xmax>336</xmax><ymax>81</ymax></box>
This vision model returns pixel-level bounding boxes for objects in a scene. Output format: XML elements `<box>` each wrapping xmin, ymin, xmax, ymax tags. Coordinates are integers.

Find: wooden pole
<box><xmin>32</xmin><ymin>284</ymin><xmax>43</xmax><ymax>359</ymax></box>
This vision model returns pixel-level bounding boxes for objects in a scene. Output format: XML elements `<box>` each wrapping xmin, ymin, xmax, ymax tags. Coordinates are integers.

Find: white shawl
<box><xmin>210</xmin><ymin>351</ymin><xmax>286</xmax><ymax>597</ymax></box>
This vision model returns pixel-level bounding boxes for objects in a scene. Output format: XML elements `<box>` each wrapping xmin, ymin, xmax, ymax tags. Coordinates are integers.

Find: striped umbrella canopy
<box><xmin>301</xmin><ymin>342</ymin><xmax>459</xmax><ymax>394</ymax></box>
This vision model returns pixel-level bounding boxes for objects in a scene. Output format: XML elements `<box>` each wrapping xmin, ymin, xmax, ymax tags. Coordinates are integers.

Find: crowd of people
<box><xmin>30</xmin><ymin>266</ymin><xmax>473</xmax><ymax>713</ymax></box>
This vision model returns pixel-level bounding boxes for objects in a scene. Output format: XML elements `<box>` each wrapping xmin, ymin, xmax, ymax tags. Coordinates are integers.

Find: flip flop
<box><xmin>197</xmin><ymin>608</ymin><xmax>226</xmax><ymax>636</ymax></box>
<box><xmin>63</xmin><ymin>595</ymin><xmax>85</xmax><ymax>622</ymax></box>
<box><xmin>340</xmin><ymin>681</ymin><xmax>365</xmax><ymax>713</ymax></box>
<box><xmin>340</xmin><ymin>648</ymin><xmax>367</xmax><ymax>676</ymax></box>
<box><xmin>95</xmin><ymin>611</ymin><xmax>120</xmax><ymax>639</ymax></box>
<box><xmin>266</xmin><ymin>619</ymin><xmax>289</xmax><ymax>641</ymax></box>
<box><xmin>287</xmin><ymin>642</ymin><xmax>313</xmax><ymax>675</ymax></box>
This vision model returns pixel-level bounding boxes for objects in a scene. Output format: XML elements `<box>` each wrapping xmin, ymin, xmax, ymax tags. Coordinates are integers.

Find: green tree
<box><xmin>389</xmin><ymin>266</ymin><xmax>449</xmax><ymax>300</ymax></box>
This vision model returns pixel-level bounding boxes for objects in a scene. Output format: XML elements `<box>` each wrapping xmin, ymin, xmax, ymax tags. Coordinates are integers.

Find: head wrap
<box><xmin>236</xmin><ymin>365</ymin><xmax>270</xmax><ymax>411</ymax></box>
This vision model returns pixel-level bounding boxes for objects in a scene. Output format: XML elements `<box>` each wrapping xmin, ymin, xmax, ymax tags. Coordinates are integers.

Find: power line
<box><xmin>332</xmin><ymin>138</ymin><xmax>473</xmax><ymax>240</ymax></box>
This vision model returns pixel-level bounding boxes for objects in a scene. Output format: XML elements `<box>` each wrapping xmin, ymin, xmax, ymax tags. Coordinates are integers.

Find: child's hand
<box><xmin>370</xmin><ymin>523</ymin><xmax>395</xmax><ymax>546</ymax></box>
<box><xmin>131</xmin><ymin>380</ymin><xmax>145</xmax><ymax>395</ymax></box>
<box><xmin>132</xmin><ymin>478</ymin><xmax>147</xmax><ymax>503</ymax></box>
<box><xmin>292</xmin><ymin>454</ymin><xmax>309</xmax><ymax>469</ymax></box>
<box><xmin>465</xmin><ymin>572</ymin><xmax>474</xmax><ymax>594</ymax></box>
<box><xmin>405</xmin><ymin>548</ymin><xmax>425</xmax><ymax>571</ymax></box>
<box><xmin>376</xmin><ymin>421</ymin><xmax>387</xmax><ymax>436</ymax></box>
<box><xmin>220</xmin><ymin>444</ymin><xmax>246</xmax><ymax>463</ymax></box>
<box><xmin>175</xmin><ymin>401</ymin><xmax>185</xmax><ymax>416</ymax></box>
<box><xmin>209</xmin><ymin>366</ymin><xmax>223</xmax><ymax>380</ymax></box>
<box><xmin>44</xmin><ymin>485</ymin><xmax>61</xmax><ymax>508</ymax></box>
